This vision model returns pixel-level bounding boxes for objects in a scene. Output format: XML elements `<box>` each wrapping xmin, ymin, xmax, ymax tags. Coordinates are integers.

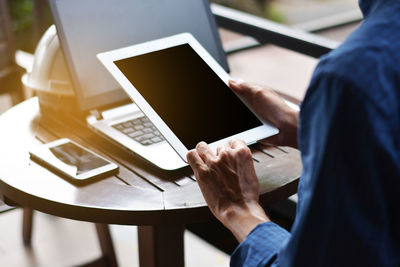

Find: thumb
<box><xmin>229</xmin><ymin>80</ymin><xmax>257</xmax><ymax>98</ymax></box>
<box><xmin>229</xmin><ymin>80</ymin><xmax>263</xmax><ymax>105</ymax></box>
<box><xmin>229</xmin><ymin>79</ymin><xmax>244</xmax><ymax>93</ymax></box>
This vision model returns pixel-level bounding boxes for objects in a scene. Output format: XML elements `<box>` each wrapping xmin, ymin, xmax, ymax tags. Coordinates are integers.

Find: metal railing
<box><xmin>212</xmin><ymin>3</ymin><xmax>341</xmax><ymax>58</ymax></box>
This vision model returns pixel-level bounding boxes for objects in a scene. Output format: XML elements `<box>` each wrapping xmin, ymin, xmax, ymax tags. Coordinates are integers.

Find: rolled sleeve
<box><xmin>230</xmin><ymin>222</ymin><xmax>290</xmax><ymax>267</ymax></box>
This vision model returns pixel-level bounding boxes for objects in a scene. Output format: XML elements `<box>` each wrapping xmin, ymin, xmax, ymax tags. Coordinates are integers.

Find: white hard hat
<box><xmin>22</xmin><ymin>25</ymin><xmax>78</xmax><ymax>111</ymax></box>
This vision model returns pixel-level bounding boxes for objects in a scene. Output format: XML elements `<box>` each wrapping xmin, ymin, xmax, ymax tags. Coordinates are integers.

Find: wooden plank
<box><xmin>37</xmin><ymin>115</ymin><xmax>156</xmax><ymax>189</ymax></box>
<box><xmin>34</xmin><ymin>123</ymin><xmax>126</xmax><ymax>187</ymax></box>
<box><xmin>0</xmin><ymin>98</ymin><xmax>301</xmax><ymax>225</ymax></box>
<box><xmin>0</xmin><ymin>161</ymin><xmax>165</xmax><ymax>224</ymax></box>
<box><xmin>163</xmin><ymin>182</ymin><xmax>205</xmax><ymax>210</ymax></box>
<box><xmin>38</xmin><ymin>110</ymin><xmax>187</xmax><ymax>191</ymax></box>
<box><xmin>255</xmin><ymin>148</ymin><xmax>302</xmax><ymax>195</ymax></box>
<box><xmin>251</xmin><ymin>147</ymin><xmax>274</xmax><ymax>162</ymax></box>
<box><xmin>173</xmin><ymin>176</ymin><xmax>195</xmax><ymax>187</ymax></box>
<box><xmin>253</xmin><ymin>143</ymin><xmax>289</xmax><ymax>158</ymax></box>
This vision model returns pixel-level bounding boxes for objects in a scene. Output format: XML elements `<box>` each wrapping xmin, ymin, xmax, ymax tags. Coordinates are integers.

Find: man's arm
<box><xmin>187</xmin><ymin>139</ymin><xmax>292</xmax><ymax>267</ymax></box>
<box><xmin>230</xmin><ymin>222</ymin><xmax>290</xmax><ymax>267</ymax></box>
<box><xmin>186</xmin><ymin>80</ymin><xmax>298</xmax><ymax>266</ymax></box>
<box><xmin>187</xmin><ymin>139</ymin><xmax>269</xmax><ymax>242</ymax></box>
<box><xmin>229</xmin><ymin>80</ymin><xmax>299</xmax><ymax>148</ymax></box>
<box><xmin>187</xmin><ymin>80</ymin><xmax>299</xmax><ymax>241</ymax></box>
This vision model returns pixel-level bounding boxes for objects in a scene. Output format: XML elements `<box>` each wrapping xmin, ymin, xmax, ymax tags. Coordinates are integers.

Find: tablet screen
<box><xmin>114</xmin><ymin>44</ymin><xmax>262</xmax><ymax>149</ymax></box>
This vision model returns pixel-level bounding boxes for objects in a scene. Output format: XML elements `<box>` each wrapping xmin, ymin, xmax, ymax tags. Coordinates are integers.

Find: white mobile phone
<box><xmin>29</xmin><ymin>138</ymin><xmax>119</xmax><ymax>182</ymax></box>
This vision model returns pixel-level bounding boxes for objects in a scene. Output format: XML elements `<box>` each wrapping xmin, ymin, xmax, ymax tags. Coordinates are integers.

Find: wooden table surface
<box><xmin>0</xmin><ymin>97</ymin><xmax>302</xmax><ymax>266</ymax></box>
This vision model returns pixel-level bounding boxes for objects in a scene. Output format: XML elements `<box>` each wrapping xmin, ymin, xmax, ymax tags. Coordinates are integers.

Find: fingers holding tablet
<box><xmin>188</xmin><ymin>139</ymin><xmax>250</xmax><ymax>169</ymax></box>
<box><xmin>229</xmin><ymin>139</ymin><xmax>247</xmax><ymax>149</ymax></box>
<box><xmin>98</xmin><ymin>33</ymin><xmax>278</xmax><ymax>162</ymax></box>
<box><xmin>195</xmin><ymin>142</ymin><xmax>217</xmax><ymax>164</ymax></box>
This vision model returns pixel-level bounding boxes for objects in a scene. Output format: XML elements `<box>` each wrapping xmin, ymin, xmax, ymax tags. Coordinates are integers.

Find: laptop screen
<box><xmin>49</xmin><ymin>0</ymin><xmax>228</xmax><ymax>111</ymax></box>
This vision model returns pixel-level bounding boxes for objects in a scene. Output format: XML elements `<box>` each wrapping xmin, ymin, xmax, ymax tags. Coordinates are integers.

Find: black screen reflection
<box><xmin>50</xmin><ymin>143</ymin><xmax>108</xmax><ymax>175</ymax></box>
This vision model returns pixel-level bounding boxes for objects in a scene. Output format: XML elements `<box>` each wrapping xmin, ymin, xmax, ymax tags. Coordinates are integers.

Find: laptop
<box><xmin>48</xmin><ymin>0</ymin><xmax>229</xmax><ymax>171</ymax></box>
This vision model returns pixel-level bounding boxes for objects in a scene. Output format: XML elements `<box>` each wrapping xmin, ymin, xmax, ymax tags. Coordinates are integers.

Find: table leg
<box><xmin>22</xmin><ymin>208</ymin><xmax>34</xmax><ymax>246</ymax></box>
<box><xmin>95</xmin><ymin>224</ymin><xmax>118</xmax><ymax>267</ymax></box>
<box><xmin>138</xmin><ymin>224</ymin><xmax>184</xmax><ymax>267</ymax></box>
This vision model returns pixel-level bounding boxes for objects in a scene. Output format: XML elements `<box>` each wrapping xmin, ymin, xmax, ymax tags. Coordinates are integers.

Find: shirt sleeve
<box><xmin>231</xmin><ymin>61</ymin><xmax>399</xmax><ymax>266</ymax></box>
<box><xmin>278</xmin><ymin>67</ymin><xmax>400</xmax><ymax>266</ymax></box>
<box><xmin>230</xmin><ymin>222</ymin><xmax>290</xmax><ymax>267</ymax></box>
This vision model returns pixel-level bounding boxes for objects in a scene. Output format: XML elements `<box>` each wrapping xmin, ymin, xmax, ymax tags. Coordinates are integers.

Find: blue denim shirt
<box><xmin>231</xmin><ymin>0</ymin><xmax>400</xmax><ymax>266</ymax></box>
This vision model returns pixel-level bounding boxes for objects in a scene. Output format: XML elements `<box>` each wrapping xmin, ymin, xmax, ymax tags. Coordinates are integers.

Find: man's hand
<box><xmin>187</xmin><ymin>140</ymin><xmax>269</xmax><ymax>242</ymax></box>
<box><xmin>229</xmin><ymin>80</ymin><xmax>299</xmax><ymax>148</ymax></box>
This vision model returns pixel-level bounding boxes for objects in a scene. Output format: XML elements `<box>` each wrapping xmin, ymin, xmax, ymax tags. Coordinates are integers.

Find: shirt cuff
<box><xmin>230</xmin><ymin>222</ymin><xmax>290</xmax><ymax>267</ymax></box>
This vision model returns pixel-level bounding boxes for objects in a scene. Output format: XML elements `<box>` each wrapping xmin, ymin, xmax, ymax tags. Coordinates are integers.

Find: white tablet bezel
<box><xmin>97</xmin><ymin>33</ymin><xmax>278</xmax><ymax>162</ymax></box>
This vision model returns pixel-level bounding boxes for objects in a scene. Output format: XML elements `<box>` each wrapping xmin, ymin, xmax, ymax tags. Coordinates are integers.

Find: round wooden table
<box><xmin>0</xmin><ymin>98</ymin><xmax>301</xmax><ymax>267</ymax></box>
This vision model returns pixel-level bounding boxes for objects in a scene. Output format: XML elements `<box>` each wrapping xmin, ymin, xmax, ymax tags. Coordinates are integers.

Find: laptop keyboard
<box><xmin>112</xmin><ymin>116</ymin><xmax>164</xmax><ymax>146</ymax></box>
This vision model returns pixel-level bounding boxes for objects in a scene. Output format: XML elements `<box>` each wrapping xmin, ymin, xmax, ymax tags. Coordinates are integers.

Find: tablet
<box><xmin>97</xmin><ymin>33</ymin><xmax>278</xmax><ymax>162</ymax></box>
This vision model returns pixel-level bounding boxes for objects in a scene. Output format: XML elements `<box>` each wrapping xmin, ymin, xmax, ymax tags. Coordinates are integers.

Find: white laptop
<box><xmin>49</xmin><ymin>0</ymin><xmax>229</xmax><ymax>170</ymax></box>
<box><xmin>97</xmin><ymin>33</ymin><xmax>278</xmax><ymax>161</ymax></box>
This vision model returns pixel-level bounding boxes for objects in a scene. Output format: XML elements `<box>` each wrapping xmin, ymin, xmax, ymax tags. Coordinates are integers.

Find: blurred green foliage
<box><xmin>9</xmin><ymin>0</ymin><xmax>34</xmax><ymax>52</ymax></box>
<box><xmin>264</xmin><ymin>2</ymin><xmax>285</xmax><ymax>23</ymax></box>
<box><xmin>211</xmin><ymin>0</ymin><xmax>285</xmax><ymax>23</ymax></box>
